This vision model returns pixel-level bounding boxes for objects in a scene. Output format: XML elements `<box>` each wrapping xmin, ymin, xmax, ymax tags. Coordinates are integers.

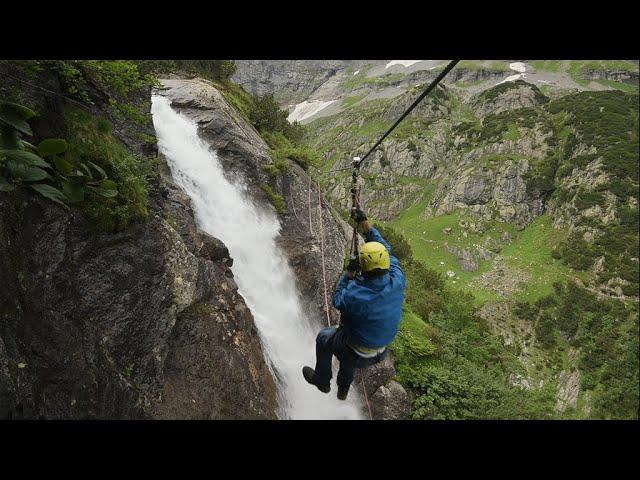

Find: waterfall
<box><xmin>151</xmin><ymin>94</ymin><xmax>362</xmax><ymax>420</ymax></box>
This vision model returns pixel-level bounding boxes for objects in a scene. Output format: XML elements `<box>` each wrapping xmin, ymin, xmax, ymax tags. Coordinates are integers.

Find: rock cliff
<box><xmin>0</xmin><ymin>64</ymin><xmax>278</xmax><ymax>419</ymax></box>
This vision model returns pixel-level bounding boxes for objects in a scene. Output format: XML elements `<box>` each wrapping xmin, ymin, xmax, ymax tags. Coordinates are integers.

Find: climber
<box><xmin>302</xmin><ymin>207</ymin><xmax>406</xmax><ymax>401</ymax></box>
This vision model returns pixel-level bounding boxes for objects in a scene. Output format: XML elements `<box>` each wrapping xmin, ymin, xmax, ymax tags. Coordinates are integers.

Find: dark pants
<box><xmin>314</xmin><ymin>326</ymin><xmax>386</xmax><ymax>390</ymax></box>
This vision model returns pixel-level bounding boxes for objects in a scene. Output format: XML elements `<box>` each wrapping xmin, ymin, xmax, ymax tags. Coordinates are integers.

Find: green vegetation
<box><xmin>63</xmin><ymin>109</ymin><xmax>155</xmax><ymax>231</ymax></box>
<box><xmin>342</xmin><ymin>94</ymin><xmax>366</xmax><ymax>108</ymax></box>
<box><xmin>498</xmin><ymin>215</ymin><xmax>587</xmax><ymax>302</ymax></box>
<box><xmin>596</xmin><ymin>79</ymin><xmax>639</xmax><ymax>94</ymax></box>
<box><xmin>530</xmin><ymin>60</ymin><xmax>563</xmax><ymax>73</ymax></box>
<box><xmin>340</xmin><ymin>72</ymin><xmax>405</xmax><ymax>91</ymax></box>
<box><xmin>387</xmin><ymin>197</ymin><xmax>581</xmax><ymax>303</ymax></box>
<box><xmin>305</xmin><ymin>65</ymin><xmax>639</xmax><ymax>419</ymax></box>
<box><xmin>514</xmin><ymin>281</ymin><xmax>639</xmax><ymax>419</ymax></box>
<box><xmin>442</xmin><ymin>60</ymin><xmax>510</xmax><ymax>73</ymax></box>
<box><xmin>1</xmin><ymin>61</ymin><xmax>159</xmax><ymax>233</ymax></box>
<box><xmin>378</xmin><ymin>225</ymin><xmax>557</xmax><ymax>419</ymax></box>
<box><xmin>259</xmin><ymin>183</ymin><xmax>287</xmax><ymax>214</ymax></box>
<box><xmin>249</xmin><ymin>94</ymin><xmax>304</xmax><ymax>142</ymax></box>
<box><xmin>0</xmin><ymin>101</ymin><xmax>119</xmax><ymax>210</ymax></box>
<box><xmin>50</xmin><ymin>61</ymin><xmax>158</xmax><ymax>125</ymax></box>
<box><xmin>136</xmin><ymin>60</ymin><xmax>236</xmax><ymax>83</ymax></box>
<box><xmin>546</xmin><ymin>90</ymin><xmax>639</xmax><ymax>295</ymax></box>
<box><xmin>566</xmin><ymin>60</ymin><xmax>638</xmax><ymax>86</ymax></box>
<box><xmin>477</xmin><ymin>80</ymin><xmax>549</xmax><ymax>105</ymax></box>
<box><xmin>478</xmin><ymin>106</ymin><xmax>555</xmax><ymax>143</ymax></box>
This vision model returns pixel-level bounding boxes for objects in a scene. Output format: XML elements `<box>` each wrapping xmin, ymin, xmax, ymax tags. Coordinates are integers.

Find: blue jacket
<box><xmin>332</xmin><ymin>227</ymin><xmax>406</xmax><ymax>349</ymax></box>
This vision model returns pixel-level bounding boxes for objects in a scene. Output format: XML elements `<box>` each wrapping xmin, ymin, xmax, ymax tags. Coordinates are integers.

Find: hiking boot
<box><xmin>337</xmin><ymin>384</ymin><xmax>350</xmax><ymax>400</ymax></box>
<box><xmin>302</xmin><ymin>366</ymin><xmax>330</xmax><ymax>393</ymax></box>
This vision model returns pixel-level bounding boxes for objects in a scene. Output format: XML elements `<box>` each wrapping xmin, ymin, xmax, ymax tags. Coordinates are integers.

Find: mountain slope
<box><xmin>236</xmin><ymin>59</ymin><xmax>639</xmax><ymax>419</ymax></box>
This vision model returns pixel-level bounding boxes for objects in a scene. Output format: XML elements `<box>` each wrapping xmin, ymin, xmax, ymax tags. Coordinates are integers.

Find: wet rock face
<box><xmin>0</xmin><ymin>191</ymin><xmax>277</xmax><ymax>419</ymax></box>
<box><xmin>582</xmin><ymin>69</ymin><xmax>639</xmax><ymax>85</ymax></box>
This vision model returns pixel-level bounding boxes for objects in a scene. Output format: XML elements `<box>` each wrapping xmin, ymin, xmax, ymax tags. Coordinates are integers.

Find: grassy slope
<box><xmin>384</xmin><ymin>194</ymin><xmax>585</xmax><ymax>304</ymax></box>
<box><xmin>304</xmin><ymin>72</ymin><xmax>638</xmax><ymax>419</ymax></box>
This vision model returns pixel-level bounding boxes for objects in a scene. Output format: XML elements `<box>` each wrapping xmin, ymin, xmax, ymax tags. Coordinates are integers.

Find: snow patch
<box><xmin>509</xmin><ymin>62</ymin><xmax>527</xmax><ymax>73</ymax></box>
<box><xmin>287</xmin><ymin>100</ymin><xmax>336</xmax><ymax>123</ymax></box>
<box><xmin>496</xmin><ymin>73</ymin><xmax>527</xmax><ymax>86</ymax></box>
<box><xmin>385</xmin><ymin>60</ymin><xmax>423</xmax><ymax>69</ymax></box>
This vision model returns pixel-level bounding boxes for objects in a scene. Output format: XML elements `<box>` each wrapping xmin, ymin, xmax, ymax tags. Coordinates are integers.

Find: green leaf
<box><xmin>0</xmin><ymin>149</ymin><xmax>50</xmax><ymax>168</ymax></box>
<box><xmin>61</xmin><ymin>181</ymin><xmax>84</xmax><ymax>203</ymax></box>
<box><xmin>0</xmin><ymin>125</ymin><xmax>19</xmax><ymax>149</ymax></box>
<box><xmin>37</xmin><ymin>139</ymin><xmax>68</xmax><ymax>156</ymax></box>
<box><xmin>88</xmin><ymin>161</ymin><xmax>107</xmax><ymax>179</ymax></box>
<box><xmin>95</xmin><ymin>188</ymin><xmax>118</xmax><ymax>198</ymax></box>
<box><xmin>91</xmin><ymin>181</ymin><xmax>118</xmax><ymax>198</ymax></box>
<box><xmin>53</xmin><ymin>155</ymin><xmax>73</xmax><ymax>174</ymax></box>
<box><xmin>6</xmin><ymin>161</ymin><xmax>48</xmax><ymax>181</ymax></box>
<box><xmin>19</xmin><ymin>140</ymin><xmax>39</xmax><ymax>153</ymax></box>
<box><xmin>30</xmin><ymin>184</ymin><xmax>69</xmax><ymax>209</ymax></box>
<box><xmin>0</xmin><ymin>104</ymin><xmax>33</xmax><ymax>136</ymax></box>
<box><xmin>1</xmin><ymin>102</ymin><xmax>37</xmax><ymax>120</ymax></box>
<box><xmin>79</xmin><ymin>163</ymin><xmax>93</xmax><ymax>180</ymax></box>
<box><xmin>0</xmin><ymin>175</ymin><xmax>15</xmax><ymax>192</ymax></box>
<box><xmin>100</xmin><ymin>179</ymin><xmax>117</xmax><ymax>190</ymax></box>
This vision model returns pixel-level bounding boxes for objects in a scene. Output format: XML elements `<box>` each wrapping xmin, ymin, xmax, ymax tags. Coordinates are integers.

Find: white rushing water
<box><xmin>151</xmin><ymin>95</ymin><xmax>362</xmax><ymax>420</ymax></box>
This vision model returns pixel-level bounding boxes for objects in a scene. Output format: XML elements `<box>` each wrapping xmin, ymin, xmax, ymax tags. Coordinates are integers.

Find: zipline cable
<box><xmin>342</xmin><ymin>60</ymin><xmax>460</xmax><ymax>420</ymax></box>
<box><xmin>358</xmin><ymin>59</ymin><xmax>460</xmax><ymax>167</ymax></box>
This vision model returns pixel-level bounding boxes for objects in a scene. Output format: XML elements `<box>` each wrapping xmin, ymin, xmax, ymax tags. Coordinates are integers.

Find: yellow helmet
<box><xmin>359</xmin><ymin>241</ymin><xmax>390</xmax><ymax>272</ymax></box>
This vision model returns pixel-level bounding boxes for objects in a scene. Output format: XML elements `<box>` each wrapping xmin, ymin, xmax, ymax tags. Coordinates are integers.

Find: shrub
<box><xmin>259</xmin><ymin>183</ymin><xmax>287</xmax><ymax>215</ymax></box>
<box><xmin>64</xmin><ymin>109</ymin><xmax>155</xmax><ymax>231</ymax></box>
<box><xmin>249</xmin><ymin>94</ymin><xmax>304</xmax><ymax>142</ymax></box>
<box><xmin>262</xmin><ymin>131</ymin><xmax>319</xmax><ymax>171</ymax></box>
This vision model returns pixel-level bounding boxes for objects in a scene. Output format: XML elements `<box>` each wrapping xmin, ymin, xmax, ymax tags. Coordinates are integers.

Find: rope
<box><xmin>290</xmin><ymin>188</ymin><xmax>299</xmax><ymax>221</ymax></box>
<box><xmin>358</xmin><ymin>59</ymin><xmax>460</xmax><ymax>167</ymax></box>
<box><xmin>316</xmin><ymin>182</ymin><xmax>332</xmax><ymax>327</ymax></box>
<box><xmin>361</xmin><ymin>373</ymin><xmax>373</xmax><ymax>420</ymax></box>
<box><xmin>314</xmin><ymin>179</ymin><xmax>373</xmax><ymax>420</ymax></box>
<box><xmin>308</xmin><ymin>177</ymin><xmax>315</xmax><ymax>235</ymax></box>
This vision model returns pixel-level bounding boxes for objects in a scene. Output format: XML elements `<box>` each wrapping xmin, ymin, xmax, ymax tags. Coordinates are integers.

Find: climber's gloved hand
<box><xmin>345</xmin><ymin>257</ymin><xmax>360</xmax><ymax>278</ymax></box>
<box><xmin>351</xmin><ymin>207</ymin><xmax>367</xmax><ymax>223</ymax></box>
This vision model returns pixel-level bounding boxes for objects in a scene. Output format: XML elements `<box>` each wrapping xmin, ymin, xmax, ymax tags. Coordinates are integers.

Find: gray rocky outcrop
<box><xmin>582</xmin><ymin>69</ymin><xmax>639</xmax><ymax>85</ymax></box>
<box><xmin>362</xmin><ymin>351</ymin><xmax>412</xmax><ymax>420</ymax></box>
<box><xmin>472</xmin><ymin>81</ymin><xmax>549</xmax><ymax>117</ymax></box>
<box><xmin>428</xmin><ymin>157</ymin><xmax>544</xmax><ymax>228</ymax></box>
<box><xmin>233</xmin><ymin>60</ymin><xmax>366</xmax><ymax>104</ymax></box>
